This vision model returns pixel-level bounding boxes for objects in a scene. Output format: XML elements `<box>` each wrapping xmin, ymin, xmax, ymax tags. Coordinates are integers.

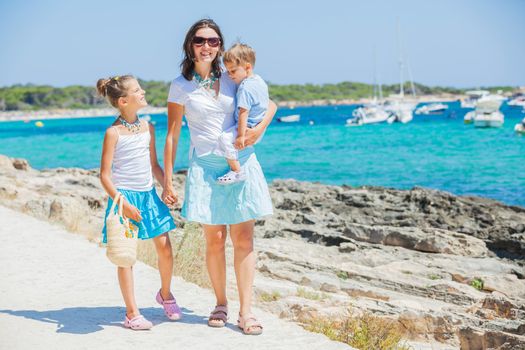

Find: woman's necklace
<box><xmin>193</xmin><ymin>71</ymin><xmax>218</xmax><ymax>91</ymax></box>
<box><xmin>118</xmin><ymin>116</ymin><xmax>141</xmax><ymax>133</ymax></box>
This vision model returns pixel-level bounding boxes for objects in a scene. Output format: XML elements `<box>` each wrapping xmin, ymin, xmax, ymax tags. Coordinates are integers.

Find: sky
<box><xmin>0</xmin><ymin>0</ymin><xmax>524</xmax><ymax>88</ymax></box>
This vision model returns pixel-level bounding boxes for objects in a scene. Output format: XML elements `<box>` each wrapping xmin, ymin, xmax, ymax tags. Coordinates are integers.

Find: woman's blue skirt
<box><xmin>182</xmin><ymin>147</ymin><xmax>273</xmax><ymax>225</ymax></box>
<box><xmin>102</xmin><ymin>187</ymin><xmax>176</xmax><ymax>244</ymax></box>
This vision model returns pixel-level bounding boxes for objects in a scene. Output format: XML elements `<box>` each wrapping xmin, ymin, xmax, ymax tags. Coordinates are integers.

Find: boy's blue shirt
<box><xmin>235</xmin><ymin>74</ymin><xmax>269</xmax><ymax>128</ymax></box>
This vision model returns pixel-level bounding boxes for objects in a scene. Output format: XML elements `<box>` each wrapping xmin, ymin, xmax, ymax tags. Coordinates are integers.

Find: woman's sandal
<box><xmin>237</xmin><ymin>313</ymin><xmax>263</xmax><ymax>335</ymax></box>
<box><xmin>208</xmin><ymin>304</ymin><xmax>228</xmax><ymax>327</ymax></box>
<box><xmin>123</xmin><ymin>315</ymin><xmax>153</xmax><ymax>330</ymax></box>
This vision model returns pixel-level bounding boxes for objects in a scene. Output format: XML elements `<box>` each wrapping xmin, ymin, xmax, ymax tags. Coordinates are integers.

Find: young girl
<box><xmin>98</xmin><ymin>75</ymin><xmax>181</xmax><ymax>330</ymax></box>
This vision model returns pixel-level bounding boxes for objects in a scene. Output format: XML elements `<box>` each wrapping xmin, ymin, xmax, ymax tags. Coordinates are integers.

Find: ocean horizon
<box><xmin>1</xmin><ymin>102</ymin><xmax>524</xmax><ymax>207</ymax></box>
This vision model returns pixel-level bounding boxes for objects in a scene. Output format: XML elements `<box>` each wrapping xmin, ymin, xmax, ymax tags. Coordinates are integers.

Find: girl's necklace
<box><xmin>118</xmin><ymin>116</ymin><xmax>141</xmax><ymax>133</ymax></box>
<box><xmin>193</xmin><ymin>71</ymin><xmax>218</xmax><ymax>92</ymax></box>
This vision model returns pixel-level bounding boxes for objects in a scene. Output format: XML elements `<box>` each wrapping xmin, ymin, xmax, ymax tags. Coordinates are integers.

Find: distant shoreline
<box><xmin>0</xmin><ymin>95</ymin><xmax>461</xmax><ymax>122</ymax></box>
<box><xmin>0</xmin><ymin>107</ymin><xmax>167</xmax><ymax>122</ymax></box>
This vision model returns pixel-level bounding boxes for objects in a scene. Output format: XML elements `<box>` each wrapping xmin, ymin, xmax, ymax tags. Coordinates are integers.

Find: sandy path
<box><xmin>0</xmin><ymin>206</ymin><xmax>351</xmax><ymax>350</ymax></box>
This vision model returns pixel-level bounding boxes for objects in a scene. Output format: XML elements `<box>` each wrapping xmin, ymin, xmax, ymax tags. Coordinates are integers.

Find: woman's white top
<box><xmin>111</xmin><ymin>123</ymin><xmax>153</xmax><ymax>191</ymax></box>
<box><xmin>167</xmin><ymin>73</ymin><xmax>237</xmax><ymax>157</ymax></box>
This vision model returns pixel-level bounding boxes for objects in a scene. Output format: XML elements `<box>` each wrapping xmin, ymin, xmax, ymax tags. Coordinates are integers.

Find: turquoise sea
<box><xmin>1</xmin><ymin>102</ymin><xmax>524</xmax><ymax>207</ymax></box>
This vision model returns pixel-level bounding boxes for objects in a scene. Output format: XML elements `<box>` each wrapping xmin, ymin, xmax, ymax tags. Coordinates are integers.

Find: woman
<box><xmin>162</xmin><ymin>18</ymin><xmax>276</xmax><ymax>335</ymax></box>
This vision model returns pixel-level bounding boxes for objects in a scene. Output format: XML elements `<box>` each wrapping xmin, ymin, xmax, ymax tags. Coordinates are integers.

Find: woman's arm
<box><xmin>100</xmin><ymin>128</ymin><xmax>142</xmax><ymax>221</ymax></box>
<box><xmin>162</xmin><ymin>102</ymin><xmax>184</xmax><ymax>204</ymax></box>
<box><xmin>243</xmin><ymin>99</ymin><xmax>277</xmax><ymax>147</ymax></box>
<box><xmin>148</xmin><ymin>122</ymin><xmax>165</xmax><ymax>186</ymax></box>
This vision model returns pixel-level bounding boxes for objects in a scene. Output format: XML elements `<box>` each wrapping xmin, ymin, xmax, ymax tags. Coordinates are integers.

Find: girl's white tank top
<box><xmin>111</xmin><ymin>124</ymin><xmax>153</xmax><ymax>192</ymax></box>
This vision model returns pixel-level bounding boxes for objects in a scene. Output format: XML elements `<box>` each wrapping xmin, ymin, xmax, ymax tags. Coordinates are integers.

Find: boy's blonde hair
<box><xmin>223</xmin><ymin>43</ymin><xmax>256</xmax><ymax>67</ymax></box>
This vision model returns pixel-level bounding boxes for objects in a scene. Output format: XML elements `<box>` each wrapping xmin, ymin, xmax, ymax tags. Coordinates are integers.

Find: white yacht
<box><xmin>385</xmin><ymin>98</ymin><xmax>415</xmax><ymax>124</ymax></box>
<box><xmin>347</xmin><ymin>103</ymin><xmax>390</xmax><ymax>126</ymax></box>
<box><xmin>461</xmin><ymin>90</ymin><xmax>490</xmax><ymax>108</ymax></box>
<box><xmin>278</xmin><ymin>114</ymin><xmax>300</xmax><ymax>123</ymax></box>
<box><xmin>508</xmin><ymin>95</ymin><xmax>525</xmax><ymax>108</ymax></box>
<box><xmin>414</xmin><ymin>103</ymin><xmax>448</xmax><ymax>115</ymax></box>
<box><xmin>347</xmin><ymin>46</ymin><xmax>390</xmax><ymax>127</ymax></box>
<box><xmin>472</xmin><ymin>97</ymin><xmax>504</xmax><ymax>128</ymax></box>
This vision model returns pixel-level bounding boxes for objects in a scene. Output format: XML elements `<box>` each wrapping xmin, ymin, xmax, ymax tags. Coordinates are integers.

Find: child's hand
<box><xmin>123</xmin><ymin>201</ymin><xmax>142</xmax><ymax>222</ymax></box>
<box><xmin>234</xmin><ymin>136</ymin><xmax>246</xmax><ymax>150</ymax></box>
<box><xmin>162</xmin><ymin>186</ymin><xmax>178</xmax><ymax>207</ymax></box>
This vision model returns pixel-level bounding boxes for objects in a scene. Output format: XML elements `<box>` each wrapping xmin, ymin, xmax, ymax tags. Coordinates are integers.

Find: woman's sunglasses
<box><xmin>192</xmin><ymin>36</ymin><xmax>221</xmax><ymax>48</ymax></box>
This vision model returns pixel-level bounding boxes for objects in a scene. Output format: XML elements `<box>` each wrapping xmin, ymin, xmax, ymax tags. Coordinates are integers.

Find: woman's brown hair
<box><xmin>181</xmin><ymin>19</ymin><xmax>225</xmax><ymax>81</ymax></box>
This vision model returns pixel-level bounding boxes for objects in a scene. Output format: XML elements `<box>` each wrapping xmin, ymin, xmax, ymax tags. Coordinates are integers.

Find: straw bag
<box><xmin>105</xmin><ymin>192</ymin><xmax>138</xmax><ymax>267</ymax></box>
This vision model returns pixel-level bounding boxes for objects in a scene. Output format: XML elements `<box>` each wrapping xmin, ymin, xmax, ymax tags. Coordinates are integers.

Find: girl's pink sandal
<box><xmin>124</xmin><ymin>315</ymin><xmax>153</xmax><ymax>330</ymax></box>
<box><xmin>237</xmin><ymin>313</ymin><xmax>263</xmax><ymax>335</ymax></box>
<box><xmin>156</xmin><ymin>289</ymin><xmax>182</xmax><ymax>320</ymax></box>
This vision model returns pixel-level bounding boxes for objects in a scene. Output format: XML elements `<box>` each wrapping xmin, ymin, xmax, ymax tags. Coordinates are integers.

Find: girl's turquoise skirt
<box><xmin>102</xmin><ymin>187</ymin><xmax>176</xmax><ymax>244</ymax></box>
<box><xmin>182</xmin><ymin>147</ymin><xmax>273</xmax><ymax>225</ymax></box>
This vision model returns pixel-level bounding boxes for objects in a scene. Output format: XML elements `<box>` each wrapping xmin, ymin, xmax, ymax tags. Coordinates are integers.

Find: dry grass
<box><xmin>171</xmin><ymin>223</ymin><xmax>210</xmax><ymax>288</ymax></box>
<box><xmin>297</xmin><ymin>287</ymin><xmax>329</xmax><ymax>301</ymax></box>
<box><xmin>304</xmin><ymin>310</ymin><xmax>412</xmax><ymax>350</ymax></box>
<box><xmin>136</xmin><ymin>222</ymin><xmax>210</xmax><ymax>289</ymax></box>
<box><xmin>259</xmin><ymin>291</ymin><xmax>282</xmax><ymax>302</ymax></box>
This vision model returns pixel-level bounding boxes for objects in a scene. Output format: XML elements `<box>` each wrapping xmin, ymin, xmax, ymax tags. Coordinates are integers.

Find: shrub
<box><xmin>304</xmin><ymin>310</ymin><xmax>412</xmax><ymax>350</ymax></box>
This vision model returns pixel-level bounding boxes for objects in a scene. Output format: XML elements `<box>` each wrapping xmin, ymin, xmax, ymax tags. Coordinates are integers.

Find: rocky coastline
<box><xmin>1</xmin><ymin>155</ymin><xmax>523</xmax><ymax>349</ymax></box>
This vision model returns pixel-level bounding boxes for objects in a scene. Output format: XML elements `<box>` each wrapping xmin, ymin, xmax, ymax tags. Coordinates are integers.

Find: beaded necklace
<box><xmin>118</xmin><ymin>116</ymin><xmax>141</xmax><ymax>133</ymax></box>
<box><xmin>193</xmin><ymin>71</ymin><xmax>218</xmax><ymax>91</ymax></box>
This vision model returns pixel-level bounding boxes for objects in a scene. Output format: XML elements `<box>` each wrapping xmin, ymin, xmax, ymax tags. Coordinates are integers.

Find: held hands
<box><xmin>234</xmin><ymin>135</ymin><xmax>246</xmax><ymax>150</ymax></box>
<box><xmin>122</xmin><ymin>200</ymin><xmax>142</xmax><ymax>222</ymax></box>
<box><xmin>162</xmin><ymin>186</ymin><xmax>178</xmax><ymax>207</ymax></box>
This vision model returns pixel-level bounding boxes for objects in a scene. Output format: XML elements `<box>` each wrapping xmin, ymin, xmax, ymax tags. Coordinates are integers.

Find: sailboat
<box><xmin>385</xmin><ymin>20</ymin><xmax>416</xmax><ymax>124</ymax></box>
<box><xmin>346</xmin><ymin>48</ymin><xmax>389</xmax><ymax>126</ymax></box>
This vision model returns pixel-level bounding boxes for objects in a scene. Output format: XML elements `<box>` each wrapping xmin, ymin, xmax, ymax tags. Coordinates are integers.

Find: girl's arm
<box><xmin>100</xmin><ymin>128</ymin><xmax>142</xmax><ymax>222</ymax></box>
<box><xmin>148</xmin><ymin>122</ymin><xmax>165</xmax><ymax>186</ymax></box>
<box><xmin>244</xmin><ymin>99</ymin><xmax>277</xmax><ymax>147</ymax></box>
<box><xmin>162</xmin><ymin>102</ymin><xmax>184</xmax><ymax>205</ymax></box>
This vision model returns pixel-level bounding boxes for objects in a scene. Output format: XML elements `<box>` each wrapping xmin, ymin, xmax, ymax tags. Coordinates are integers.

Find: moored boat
<box><xmin>415</xmin><ymin>103</ymin><xmax>449</xmax><ymax>115</ymax></box>
<box><xmin>515</xmin><ymin>118</ymin><xmax>525</xmax><ymax>134</ymax></box>
<box><xmin>278</xmin><ymin>114</ymin><xmax>300</xmax><ymax>123</ymax></box>
<box><xmin>473</xmin><ymin>97</ymin><xmax>504</xmax><ymax>128</ymax></box>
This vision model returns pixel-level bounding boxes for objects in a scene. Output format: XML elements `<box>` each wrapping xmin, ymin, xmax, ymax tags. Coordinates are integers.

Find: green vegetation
<box><xmin>0</xmin><ymin>79</ymin><xmax>169</xmax><ymax>111</ymax></box>
<box><xmin>0</xmin><ymin>79</ymin><xmax>519</xmax><ymax>111</ymax></box>
<box><xmin>337</xmin><ymin>271</ymin><xmax>350</xmax><ymax>280</ymax></box>
<box><xmin>304</xmin><ymin>310</ymin><xmax>412</xmax><ymax>350</ymax></box>
<box><xmin>470</xmin><ymin>278</ymin><xmax>484</xmax><ymax>291</ymax></box>
<box><xmin>427</xmin><ymin>274</ymin><xmax>442</xmax><ymax>280</ymax></box>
